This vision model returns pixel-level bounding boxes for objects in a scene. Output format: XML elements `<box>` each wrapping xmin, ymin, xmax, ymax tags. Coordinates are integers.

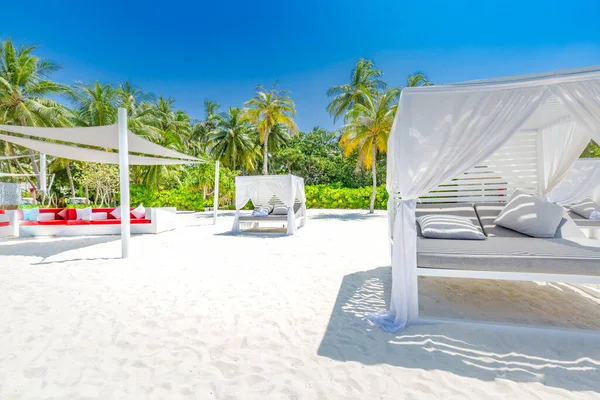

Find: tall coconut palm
<box><xmin>0</xmin><ymin>37</ymin><xmax>69</xmax><ymax>189</ymax></box>
<box><xmin>327</xmin><ymin>58</ymin><xmax>385</xmax><ymax>123</ymax></box>
<box><xmin>339</xmin><ymin>87</ymin><xmax>400</xmax><ymax>213</ymax></box>
<box><xmin>191</xmin><ymin>99</ymin><xmax>220</xmax><ymax>151</ymax></box>
<box><xmin>243</xmin><ymin>83</ymin><xmax>298</xmax><ymax>174</ymax></box>
<box><xmin>406</xmin><ymin>72</ymin><xmax>433</xmax><ymax>87</ymax></box>
<box><xmin>135</xmin><ymin>96</ymin><xmax>191</xmax><ymax>188</ymax></box>
<box><xmin>68</xmin><ymin>81</ymin><xmax>118</xmax><ymax>126</ymax></box>
<box><xmin>209</xmin><ymin>107</ymin><xmax>259</xmax><ymax>172</ymax></box>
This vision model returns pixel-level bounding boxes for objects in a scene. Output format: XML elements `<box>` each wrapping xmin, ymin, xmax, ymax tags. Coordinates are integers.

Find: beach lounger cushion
<box><xmin>570</xmin><ymin>198</ymin><xmax>600</xmax><ymax>220</ymax></box>
<box><xmin>417</xmin><ymin>214</ymin><xmax>486</xmax><ymax>240</ymax></box>
<box><xmin>417</xmin><ymin>236</ymin><xmax>600</xmax><ymax>276</ymax></box>
<box><xmin>493</xmin><ymin>190</ymin><xmax>564</xmax><ymax>238</ymax></box>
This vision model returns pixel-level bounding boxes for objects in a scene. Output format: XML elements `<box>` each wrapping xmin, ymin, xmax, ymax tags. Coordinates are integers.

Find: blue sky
<box><xmin>2</xmin><ymin>0</ymin><xmax>600</xmax><ymax>131</ymax></box>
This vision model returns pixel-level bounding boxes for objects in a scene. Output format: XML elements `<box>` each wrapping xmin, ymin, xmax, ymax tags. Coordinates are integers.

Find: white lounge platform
<box><xmin>9</xmin><ymin>208</ymin><xmax>179</xmax><ymax>238</ymax></box>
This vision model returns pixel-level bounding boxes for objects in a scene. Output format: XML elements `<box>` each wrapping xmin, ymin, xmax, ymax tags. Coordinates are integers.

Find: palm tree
<box><xmin>209</xmin><ymin>107</ymin><xmax>259</xmax><ymax>172</ymax></box>
<box><xmin>339</xmin><ymin>87</ymin><xmax>400</xmax><ymax>213</ymax></box>
<box><xmin>406</xmin><ymin>72</ymin><xmax>433</xmax><ymax>87</ymax></box>
<box><xmin>0</xmin><ymin>37</ymin><xmax>69</xmax><ymax>190</ymax></box>
<box><xmin>135</xmin><ymin>96</ymin><xmax>191</xmax><ymax>188</ymax></box>
<box><xmin>191</xmin><ymin>99</ymin><xmax>220</xmax><ymax>150</ymax></box>
<box><xmin>243</xmin><ymin>83</ymin><xmax>298</xmax><ymax>174</ymax></box>
<box><xmin>327</xmin><ymin>58</ymin><xmax>385</xmax><ymax>123</ymax></box>
<box><xmin>68</xmin><ymin>81</ymin><xmax>118</xmax><ymax>126</ymax></box>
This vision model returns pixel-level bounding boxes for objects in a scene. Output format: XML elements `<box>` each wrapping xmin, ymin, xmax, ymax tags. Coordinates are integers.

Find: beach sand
<box><xmin>1</xmin><ymin>209</ymin><xmax>599</xmax><ymax>399</ymax></box>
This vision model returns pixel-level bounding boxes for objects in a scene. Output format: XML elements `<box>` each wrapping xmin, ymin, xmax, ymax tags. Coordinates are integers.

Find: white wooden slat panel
<box><xmin>418</xmin><ymin>131</ymin><xmax>539</xmax><ymax>204</ymax></box>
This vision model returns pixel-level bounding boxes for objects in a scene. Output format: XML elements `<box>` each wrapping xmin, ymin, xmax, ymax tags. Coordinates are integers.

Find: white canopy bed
<box><xmin>370</xmin><ymin>66</ymin><xmax>600</xmax><ymax>332</ymax></box>
<box><xmin>232</xmin><ymin>174</ymin><xmax>307</xmax><ymax>235</ymax></box>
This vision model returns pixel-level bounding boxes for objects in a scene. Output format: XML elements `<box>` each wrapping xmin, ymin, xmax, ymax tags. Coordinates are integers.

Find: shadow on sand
<box><xmin>0</xmin><ymin>236</ymin><xmax>119</xmax><ymax>258</ymax></box>
<box><xmin>317</xmin><ymin>266</ymin><xmax>600</xmax><ymax>393</ymax></box>
<box><xmin>310</xmin><ymin>212</ymin><xmax>385</xmax><ymax>222</ymax></box>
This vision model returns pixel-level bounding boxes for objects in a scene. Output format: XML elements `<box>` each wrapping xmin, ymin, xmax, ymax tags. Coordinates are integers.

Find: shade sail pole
<box><xmin>39</xmin><ymin>153</ymin><xmax>47</xmax><ymax>193</ymax></box>
<box><xmin>118</xmin><ymin>108</ymin><xmax>130</xmax><ymax>259</ymax></box>
<box><xmin>213</xmin><ymin>160</ymin><xmax>219</xmax><ymax>225</ymax></box>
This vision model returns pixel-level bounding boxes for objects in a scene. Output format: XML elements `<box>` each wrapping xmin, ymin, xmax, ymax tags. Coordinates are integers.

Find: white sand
<box><xmin>1</xmin><ymin>209</ymin><xmax>600</xmax><ymax>399</ymax></box>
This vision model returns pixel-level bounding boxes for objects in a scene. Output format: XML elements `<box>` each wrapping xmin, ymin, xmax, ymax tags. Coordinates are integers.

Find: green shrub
<box><xmin>305</xmin><ymin>185</ymin><xmax>388</xmax><ymax>209</ymax></box>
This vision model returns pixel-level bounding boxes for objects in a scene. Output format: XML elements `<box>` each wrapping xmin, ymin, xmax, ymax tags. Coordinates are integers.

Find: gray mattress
<box><xmin>418</xmin><ymin>236</ymin><xmax>600</xmax><ymax>276</ymax></box>
<box><xmin>239</xmin><ymin>214</ymin><xmax>288</xmax><ymax>222</ymax></box>
<box><xmin>416</xmin><ymin>202</ymin><xmax>600</xmax><ymax>276</ymax></box>
<box><xmin>568</xmin><ymin>210</ymin><xmax>600</xmax><ymax>228</ymax></box>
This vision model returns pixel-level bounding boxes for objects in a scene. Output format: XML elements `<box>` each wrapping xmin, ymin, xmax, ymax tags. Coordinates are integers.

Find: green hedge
<box><xmin>28</xmin><ymin>184</ymin><xmax>389</xmax><ymax>211</ymax></box>
<box><xmin>305</xmin><ymin>185</ymin><xmax>388</xmax><ymax>209</ymax></box>
<box><xmin>130</xmin><ymin>185</ymin><xmax>208</xmax><ymax>211</ymax></box>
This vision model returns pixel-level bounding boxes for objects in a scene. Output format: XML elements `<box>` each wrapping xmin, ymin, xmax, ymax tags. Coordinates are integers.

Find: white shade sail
<box><xmin>0</xmin><ymin>133</ymin><xmax>197</xmax><ymax>165</ymax></box>
<box><xmin>0</xmin><ymin>124</ymin><xmax>199</xmax><ymax>161</ymax></box>
<box><xmin>373</xmin><ymin>66</ymin><xmax>600</xmax><ymax>333</ymax></box>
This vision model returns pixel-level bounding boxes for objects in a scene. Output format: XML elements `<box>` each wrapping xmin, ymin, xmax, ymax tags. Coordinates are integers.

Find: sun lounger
<box><xmin>416</xmin><ymin>203</ymin><xmax>600</xmax><ymax>284</ymax></box>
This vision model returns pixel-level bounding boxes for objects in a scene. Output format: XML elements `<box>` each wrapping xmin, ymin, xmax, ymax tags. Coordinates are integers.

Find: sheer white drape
<box><xmin>369</xmin><ymin>85</ymin><xmax>549</xmax><ymax>332</ymax></box>
<box><xmin>231</xmin><ymin>175</ymin><xmax>306</xmax><ymax>235</ymax></box>
<box><xmin>548</xmin><ymin>159</ymin><xmax>600</xmax><ymax>205</ymax></box>
<box><xmin>540</xmin><ymin>122</ymin><xmax>591</xmax><ymax>195</ymax></box>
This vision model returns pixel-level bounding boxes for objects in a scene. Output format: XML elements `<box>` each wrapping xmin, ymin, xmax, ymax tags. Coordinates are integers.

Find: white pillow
<box><xmin>570</xmin><ymin>198</ymin><xmax>600</xmax><ymax>219</ymax></box>
<box><xmin>76</xmin><ymin>207</ymin><xmax>93</xmax><ymax>221</ymax></box>
<box><xmin>272</xmin><ymin>205</ymin><xmax>289</xmax><ymax>215</ymax></box>
<box><xmin>37</xmin><ymin>213</ymin><xmax>55</xmax><ymax>222</ymax></box>
<box><xmin>90</xmin><ymin>212</ymin><xmax>108</xmax><ymax>221</ymax></box>
<box><xmin>131</xmin><ymin>204</ymin><xmax>146</xmax><ymax>219</ymax></box>
<box><xmin>110</xmin><ymin>206</ymin><xmax>122</xmax><ymax>219</ymax></box>
<box><xmin>417</xmin><ymin>214</ymin><xmax>486</xmax><ymax>240</ymax></box>
<box><xmin>494</xmin><ymin>190</ymin><xmax>564</xmax><ymax>238</ymax></box>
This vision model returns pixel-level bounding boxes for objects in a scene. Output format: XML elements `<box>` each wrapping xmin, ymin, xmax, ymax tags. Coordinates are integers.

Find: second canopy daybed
<box><xmin>231</xmin><ymin>174</ymin><xmax>307</xmax><ymax>235</ymax></box>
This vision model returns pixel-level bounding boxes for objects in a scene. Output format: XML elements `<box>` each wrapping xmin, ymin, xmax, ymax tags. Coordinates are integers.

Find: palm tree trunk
<box><xmin>263</xmin><ymin>130</ymin><xmax>270</xmax><ymax>175</ymax></box>
<box><xmin>369</xmin><ymin>141</ymin><xmax>377</xmax><ymax>214</ymax></box>
<box><xmin>65</xmin><ymin>161</ymin><xmax>75</xmax><ymax>197</ymax></box>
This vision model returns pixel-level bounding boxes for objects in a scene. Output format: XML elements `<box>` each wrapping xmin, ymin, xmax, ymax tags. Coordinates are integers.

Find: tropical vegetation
<box><xmin>0</xmin><ymin>38</ymin><xmax>597</xmax><ymax>211</ymax></box>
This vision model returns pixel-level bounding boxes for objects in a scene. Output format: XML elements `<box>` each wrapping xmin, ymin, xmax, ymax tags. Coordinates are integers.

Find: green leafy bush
<box><xmin>305</xmin><ymin>185</ymin><xmax>388</xmax><ymax>209</ymax></box>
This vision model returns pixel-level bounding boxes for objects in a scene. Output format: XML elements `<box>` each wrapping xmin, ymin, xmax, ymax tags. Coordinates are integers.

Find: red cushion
<box><xmin>17</xmin><ymin>209</ymin><xmax>24</xmax><ymax>220</ymax></box>
<box><xmin>40</xmin><ymin>208</ymin><xmax>64</xmax><ymax>220</ymax></box>
<box><xmin>66</xmin><ymin>208</ymin><xmax>78</xmax><ymax>220</ymax></box>
<box><xmin>0</xmin><ymin>221</ymin><xmax>9</xmax><ymax>227</ymax></box>
<box><xmin>0</xmin><ymin>210</ymin><xmax>5</xmax><ymax>214</ymax></box>
<box><xmin>38</xmin><ymin>220</ymin><xmax>68</xmax><ymax>226</ymax></box>
<box><xmin>19</xmin><ymin>221</ymin><xmax>39</xmax><ymax>226</ymax></box>
<box><xmin>66</xmin><ymin>220</ymin><xmax>91</xmax><ymax>226</ymax></box>
<box><xmin>89</xmin><ymin>220</ymin><xmax>120</xmax><ymax>225</ymax></box>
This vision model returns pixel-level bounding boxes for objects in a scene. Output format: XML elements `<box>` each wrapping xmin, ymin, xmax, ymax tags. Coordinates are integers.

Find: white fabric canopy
<box><xmin>548</xmin><ymin>158</ymin><xmax>600</xmax><ymax>204</ymax></box>
<box><xmin>540</xmin><ymin>122</ymin><xmax>591</xmax><ymax>195</ymax></box>
<box><xmin>0</xmin><ymin>133</ymin><xmax>196</xmax><ymax>165</ymax></box>
<box><xmin>373</xmin><ymin>66</ymin><xmax>600</xmax><ymax>332</ymax></box>
<box><xmin>232</xmin><ymin>174</ymin><xmax>306</xmax><ymax>235</ymax></box>
<box><xmin>0</xmin><ymin>124</ymin><xmax>198</xmax><ymax>161</ymax></box>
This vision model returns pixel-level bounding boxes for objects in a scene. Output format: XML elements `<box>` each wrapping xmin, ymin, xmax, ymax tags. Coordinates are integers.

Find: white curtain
<box><xmin>540</xmin><ymin>121</ymin><xmax>592</xmax><ymax>194</ymax></box>
<box><xmin>369</xmin><ymin>84</ymin><xmax>549</xmax><ymax>332</ymax></box>
<box><xmin>231</xmin><ymin>175</ymin><xmax>306</xmax><ymax>235</ymax></box>
<box><xmin>548</xmin><ymin>159</ymin><xmax>600</xmax><ymax>205</ymax></box>
<box><xmin>551</xmin><ymin>81</ymin><xmax>600</xmax><ymax>145</ymax></box>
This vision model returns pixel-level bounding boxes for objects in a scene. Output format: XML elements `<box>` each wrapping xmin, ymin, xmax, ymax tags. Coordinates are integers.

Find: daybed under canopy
<box><xmin>232</xmin><ymin>174</ymin><xmax>306</xmax><ymax>235</ymax></box>
<box><xmin>372</xmin><ymin>66</ymin><xmax>600</xmax><ymax>333</ymax></box>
